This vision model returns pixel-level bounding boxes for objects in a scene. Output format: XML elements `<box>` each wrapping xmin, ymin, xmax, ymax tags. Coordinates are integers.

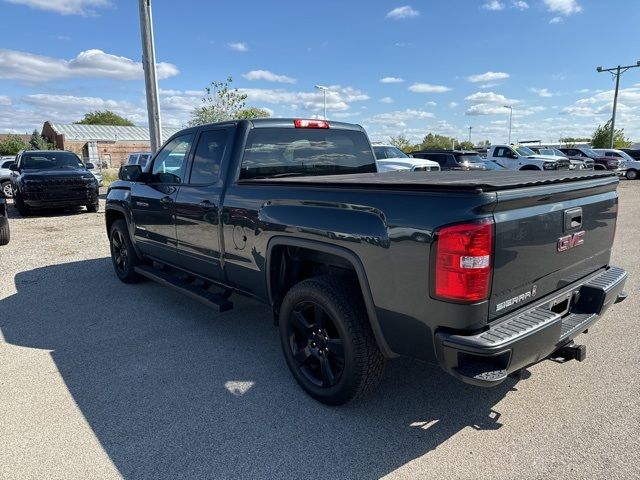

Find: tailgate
<box><xmin>489</xmin><ymin>176</ymin><xmax>618</xmax><ymax>319</ymax></box>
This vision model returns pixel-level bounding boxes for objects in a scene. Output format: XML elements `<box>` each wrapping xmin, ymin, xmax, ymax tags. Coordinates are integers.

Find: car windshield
<box><xmin>515</xmin><ymin>146</ymin><xmax>535</xmax><ymax>156</ymax></box>
<box><xmin>538</xmin><ymin>148</ymin><xmax>558</xmax><ymax>156</ymax></box>
<box><xmin>240</xmin><ymin>128</ymin><xmax>377</xmax><ymax>179</ymax></box>
<box><xmin>22</xmin><ymin>152</ymin><xmax>84</xmax><ymax>170</ymax></box>
<box><xmin>459</xmin><ymin>154</ymin><xmax>483</xmax><ymax>164</ymax></box>
<box><xmin>373</xmin><ymin>146</ymin><xmax>409</xmax><ymax>159</ymax></box>
<box><xmin>483</xmin><ymin>160</ymin><xmax>507</xmax><ymax>170</ymax></box>
<box><xmin>583</xmin><ymin>148</ymin><xmax>599</xmax><ymax>157</ymax></box>
<box><xmin>552</xmin><ymin>149</ymin><xmax>567</xmax><ymax>157</ymax></box>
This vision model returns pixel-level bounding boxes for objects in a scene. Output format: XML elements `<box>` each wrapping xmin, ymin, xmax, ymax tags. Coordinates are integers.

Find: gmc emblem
<box><xmin>558</xmin><ymin>231</ymin><xmax>585</xmax><ymax>252</ymax></box>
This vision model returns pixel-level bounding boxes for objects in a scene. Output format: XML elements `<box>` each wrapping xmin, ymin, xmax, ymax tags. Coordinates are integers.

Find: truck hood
<box><xmin>377</xmin><ymin>157</ymin><xmax>439</xmax><ymax>172</ymax></box>
<box><xmin>528</xmin><ymin>154</ymin><xmax>562</xmax><ymax>162</ymax></box>
<box><xmin>21</xmin><ymin>168</ymin><xmax>92</xmax><ymax>179</ymax></box>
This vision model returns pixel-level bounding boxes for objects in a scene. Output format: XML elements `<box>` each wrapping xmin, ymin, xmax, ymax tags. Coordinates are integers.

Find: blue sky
<box><xmin>1</xmin><ymin>0</ymin><xmax>639</xmax><ymax>144</ymax></box>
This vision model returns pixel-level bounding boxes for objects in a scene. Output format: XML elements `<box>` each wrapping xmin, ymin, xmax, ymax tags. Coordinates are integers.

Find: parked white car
<box><xmin>487</xmin><ymin>145</ymin><xmax>571</xmax><ymax>171</ymax></box>
<box><xmin>372</xmin><ymin>144</ymin><xmax>440</xmax><ymax>172</ymax></box>
<box><xmin>0</xmin><ymin>156</ymin><xmax>16</xmax><ymax>198</ymax></box>
<box><xmin>85</xmin><ymin>162</ymin><xmax>103</xmax><ymax>186</ymax></box>
<box><xmin>593</xmin><ymin>149</ymin><xmax>638</xmax><ymax>180</ymax></box>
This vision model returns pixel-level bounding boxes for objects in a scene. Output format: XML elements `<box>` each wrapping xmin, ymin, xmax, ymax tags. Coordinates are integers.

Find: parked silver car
<box><xmin>1</xmin><ymin>156</ymin><xmax>16</xmax><ymax>198</ymax></box>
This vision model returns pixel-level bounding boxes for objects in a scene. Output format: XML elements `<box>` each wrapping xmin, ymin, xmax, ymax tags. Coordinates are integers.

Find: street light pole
<box><xmin>596</xmin><ymin>61</ymin><xmax>640</xmax><ymax>149</ymax></box>
<box><xmin>314</xmin><ymin>85</ymin><xmax>329</xmax><ymax>119</ymax></box>
<box><xmin>139</xmin><ymin>0</ymin><xmax>162</xmax><ymax>154</ymax></box>
<box><xmin>468</xmin><ymin>126</ymin><xmax>472</xmax><ymax>144</ymax></box>
<box><xmin>503</xmin><ymin>105</ymin><xmax>513</xmax><ymax>144</ymax></box>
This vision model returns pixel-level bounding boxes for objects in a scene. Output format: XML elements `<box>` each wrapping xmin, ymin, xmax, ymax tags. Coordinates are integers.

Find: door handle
<box><xmin>160</xmin><ymin>196</ymin><xmax>173</xmax><ymax>208</ymax></box>
<box><xmin>199</xmin><ymin>200</ymin><xmax>213</xmax><ymax>210</ymax></box>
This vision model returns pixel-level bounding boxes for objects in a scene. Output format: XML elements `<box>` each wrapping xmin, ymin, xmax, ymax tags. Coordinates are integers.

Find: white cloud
<box><xmin>380</xmin><ymin>76</ymin><xmax>404</xmax><ymax>83</ymax></box>
<box><xmin>531</xmin><ymin>87</ymin><xmax>553</xmax><ymax>97</ymax></box>
<box><xmin>386</xmin><ymin>5</ymin><xmax>420</xmax><ymax>19</ymax></box>
<box><xmin>4</xmin><ymin>0</ymin><xmax>111</xmax><ymax>16</ymax></box>
<box><xmin>511</xmin><ymin>1</ymin><xmax>529</xmax><ymax>9</ymax></box>
<box><xmin>380</xmin><ymin>97</ymin><xmax>394</xmax><ymax>104</ymax></box>
<box><xmin>465</xmin><ymin>91</ymin><xmax>516</xmax><ymax>105</ymax></box>
<box><xmin>482</xmin><ymin>1</ymin><xmax>505</xmax><ymax>11</ymax></box>
<box><xmin>408</xmin><ymin>83</ymin><xmax>452</xmax><ymax>93</ymax></box>
<box><xmin>0</xmin><ymin>95</ymin><xmax>11</xmax><ymax>105</ymax></box>
<box><xmin>468</xmin><ymin>71</ymin><xmax>510</xmax><ymax>83</ymax></box>
<box><xmin>239</xmin><ymin>85</ymin><xmax>369</xmax><ymax>113</ymax></box>
<box><xmin>544</xmin><ymin>0</ymin><xmax>582</xmax><ymax>16</ymax></box>
<box><xmin>425</xmin><ymin>101</ymin><xmax>437</xmax><ymax>107</ymax></box>
<box><xmin>366</xmin><ymin>109</ymin><xmax>434</xmax><ymax>128</ymax></box>
<box><xmin>549</xmin><ymin>16</ymin><xmax>563</xmax><ymax>23</ymax></box>
<box><xmin>227</xmin><ymin>42</ymin><xmax>248</xmax><ymax>52</ymax></box>
<box><xmin>242</xmin><ymin>70</ymin><xmax>296</xmax><ymax>84</ymax></box>
<box><xmin>449</xmin><ymin>102</ymin><xmax>458</xmax><ymax>108</ymax></box>
<box><xmin>0</xmin><ymin>49</ymin><xmax>178</xmax><ymax>82</ymax></box>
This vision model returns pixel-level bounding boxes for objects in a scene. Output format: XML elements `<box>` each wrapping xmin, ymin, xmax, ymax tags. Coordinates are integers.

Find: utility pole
<box><xmin>468</xmin><ymin>126</ymin><xmax>472</xmax><ymax>144</ymax></box>
<box><xmin>315</xmin><ymin>85</ymin><xmax>329</xmax><ymax>119</ymax></box>
<box><xmin>503</xmin><ymin>105</ymin><xmax>513</xmax><ymax>144</ymax></box>
<box><xmin>139</xmin><ymin>0</ymin><xmax>162</xmax><ymax>153</ymax></box>
<box><xmin>596</xmin><ymin>61</ymin><xmax>640</xmax><ymax>148</ymax></box>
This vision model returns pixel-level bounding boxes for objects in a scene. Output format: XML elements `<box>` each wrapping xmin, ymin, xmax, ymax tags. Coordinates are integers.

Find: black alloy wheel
<box><xmin>109</xmin><ymin>219</ymin><xmax>140</xmax><ymax>283</ymax></box>
<box><xmin>287</xmin><ymin>300</ymin><xmax>345</xmax><ymax>388</ymax></box>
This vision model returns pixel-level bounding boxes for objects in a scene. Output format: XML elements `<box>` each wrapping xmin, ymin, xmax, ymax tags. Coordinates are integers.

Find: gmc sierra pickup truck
<box><xmin>106</xmin><ymin>118</ymin><xmax>627</xmax><ymax>405</ymax></box>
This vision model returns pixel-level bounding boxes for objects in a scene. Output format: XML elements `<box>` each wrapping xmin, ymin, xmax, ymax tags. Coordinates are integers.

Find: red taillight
<box><xmin>434</xmin><ymin>219</ymin><xmax>494</xmax><ymax>302</ymax></box>
<box><xmin>294</xmin><ymin>119</ymin><xmax>330</xmax><ymax>129</ymax></box>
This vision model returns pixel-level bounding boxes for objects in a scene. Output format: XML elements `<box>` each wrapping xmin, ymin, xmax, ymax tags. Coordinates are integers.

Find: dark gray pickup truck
<box><xmin>106</xmin><ymin>118</ymin><xmax>627</xmax><ymax>405</ymax></box>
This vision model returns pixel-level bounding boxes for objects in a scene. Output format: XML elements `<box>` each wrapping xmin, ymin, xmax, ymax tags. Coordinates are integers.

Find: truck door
<box><xmin>130</xmin><ymin>133</ymin><xmax>194</xmax><ymax>263</ymax></box>
<box><xmin>494</xmin><ymin>146</ymin><xmax>519</xmax><ymax>169</ymax></box>
<box><xmin>174</xmin><ymin>126</ymin><xmax>233</xmax><ymax>280</ymax></box>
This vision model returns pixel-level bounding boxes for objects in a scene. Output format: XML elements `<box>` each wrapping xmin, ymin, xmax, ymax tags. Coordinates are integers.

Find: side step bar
<box><xmin>134</xmin><ymin>264</ymin><xmax>233</xmax><ymax>313</ymax></box>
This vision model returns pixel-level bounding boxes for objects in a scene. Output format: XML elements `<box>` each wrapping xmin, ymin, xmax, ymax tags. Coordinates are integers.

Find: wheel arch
<box><xmin>266</xmin><ymin>236</ymin><xmax>396</xmax><ymax>358</ymax></box>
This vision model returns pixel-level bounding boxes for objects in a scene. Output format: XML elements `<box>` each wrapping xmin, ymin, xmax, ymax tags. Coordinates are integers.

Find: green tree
<box><xmin>76</xmin><ymin>110</ymin><xmax>135</xmax><ymax>126</ymax></box>
<box><xmin>0</xmin><ymin>135</ymin><xmax>28</xmax><ymax>156</ymax></box>
<box><xmin>29</xmin><ymin>129</ymin><xmax>55</xmax><ymax>150</ymax></box>
<box><xmin>189</xmin><ymin>76</ymin><xmax>269</xmax><ymax>126</ymax></box>
<box><xmin>591</xmin><ymin>120</ymin><xmax>631</xmax><ymax>149</ymax></box>
<box><xmin>419</xmin><ymin>133</ymin><xmax>456</xmax><ymax>150</ymax></box>
<box><xmin>457</xmin><ymin>140</ymin><xmax>474</xmax><ymax>150</ymax></box>
<box><xmin>559</xmin><ymin>137</ymin><xmax>590</xmax><ymax>148</ymax></box>
<box><xmin>236</xmin><ymin>107</ymin><xmax>272</xmax><ymax>119</ymax></box>
<box><xmin>388</xmin><ymin>134</ymin><xmax>412</xmax><ymax>152</ymax></box>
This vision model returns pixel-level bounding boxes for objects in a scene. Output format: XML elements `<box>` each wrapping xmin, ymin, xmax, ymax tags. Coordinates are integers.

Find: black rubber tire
<box><xmin>626</xmin><ymin>169</ymin><xmax>638</xmax><ymax>180</ymax></box>
<box><xmin>279</xmin><ymin>275</ymin><xmax>385</xmax><ymax>405</ymax></box>
<box><xmin>87</xmin><ymin>201</ymin><xmax>99</xmax><ymax>213</ymax></box>
<box><xmin>109</xmin><ymin>219</ymin><xmax>141</xmax><ymax>283</ymax></box>
<box><xmin>1</xmin><ymin>181</ymin><xmax>13</xmax><ymax>199</ymax></box>
<box><xmin>14</xmin><ymin>192</ymin><xmax>31</xmax><ymax>216</ymax></box>
<box><xmin>0</xmin><ymin>216</ymin><xmax>9</xmax><ymax>246</ymax></box>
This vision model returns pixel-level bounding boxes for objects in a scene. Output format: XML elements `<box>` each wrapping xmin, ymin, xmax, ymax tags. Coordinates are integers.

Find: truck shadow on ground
<box><xmin>0</xmin><ymin>258</ymin><xmax>522</xmax><ymax>479</ymax></box>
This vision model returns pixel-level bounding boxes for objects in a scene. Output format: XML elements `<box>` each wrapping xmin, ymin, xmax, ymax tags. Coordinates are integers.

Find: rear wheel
<box><xmin>1</xmin><ymin>181</ymin><xmax>13</xmax><ymax>198</ymax></box>
<box><xmin>279</xmin><ymin>275</ymin><xmax>385</xmax><ymax>405</ymax></box>
<box><xmin>86</xmin><ymin>201</ymin><xmax>99</xmax><ymax>213</ymax></box>
<box><xmin>109</xmin><ymin>219</ymin><xmax>141</xmax><ymax>283</ymax></box>
<box><xmin>0</xmin><ymin>216</ymin><xmax>9</xmax><ymax>245</ymax></box>
<box><xmin>626</xmin><ymin>169</ymin><xmax>638</xmax><ymax>180</ymax></box>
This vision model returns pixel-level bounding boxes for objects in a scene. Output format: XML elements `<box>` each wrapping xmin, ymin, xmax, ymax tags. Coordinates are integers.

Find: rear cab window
<box><xmin>239</xmin><ymin>128</ymin><xmax>376</xmax><ymax>180</ymax></box>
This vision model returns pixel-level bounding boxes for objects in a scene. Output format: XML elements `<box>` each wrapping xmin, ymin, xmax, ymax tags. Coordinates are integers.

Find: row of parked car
<box><xmin>372</xmin><ymin>142</ymin><xmax>639</xmax><ymax>179</ymax></box>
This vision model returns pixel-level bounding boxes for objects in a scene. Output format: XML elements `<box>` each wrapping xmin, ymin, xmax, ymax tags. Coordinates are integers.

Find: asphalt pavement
<box><xmin>0</xmin><ymin>182</ymin><xmax>638</xmax><ymax>479</ymax></box>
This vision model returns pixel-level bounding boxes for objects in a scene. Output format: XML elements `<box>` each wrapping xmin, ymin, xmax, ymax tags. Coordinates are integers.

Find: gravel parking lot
<box><xmin>1</xmin><ymin>183</ymin><xmax>638</xmax><ymax>480</ymax></box>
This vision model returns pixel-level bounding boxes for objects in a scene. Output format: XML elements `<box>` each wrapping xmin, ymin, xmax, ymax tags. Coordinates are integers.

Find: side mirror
<box><xmin>85</xmin><ymin>162</ymin><xmax>95</xmax><ymax>170</ymax></box>
<box><xmin>119</xmin><ymin>164</ymin><xmax>143</xmax><ymax>182</ymax></box>
<box><xmin>9</xmin><ymin>163</ymin><xmax>18</xmax><ymax>172</ymax></box>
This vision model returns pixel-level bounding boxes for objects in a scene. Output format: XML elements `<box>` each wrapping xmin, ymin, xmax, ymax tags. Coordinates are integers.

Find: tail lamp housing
<box><xmin>433</xmin><ymin>219</ymin><xmax>494</xmax><ymax>302</ymax></box>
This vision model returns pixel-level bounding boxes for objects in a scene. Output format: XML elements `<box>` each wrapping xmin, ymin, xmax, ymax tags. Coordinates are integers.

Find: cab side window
<box><xmin>150</xmin><ymin>134</ymin><xmax>193</xmax><ymax>184</ymax></box>
<box><xmin>189</xmin><ymin>129</ymin><xmax>231</xmax><ymax>184</ymax></box>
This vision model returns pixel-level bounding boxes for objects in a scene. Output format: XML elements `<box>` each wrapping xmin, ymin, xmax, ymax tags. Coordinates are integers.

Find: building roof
<box><xmin>47</xmin><ymin>122</ymin><xmax>180</xmax><ymax>142</ymax></box>
<box><xmin>0</xmin><ymin>133</ymin><xmax>31</xmax><ymax>142</ymax></box>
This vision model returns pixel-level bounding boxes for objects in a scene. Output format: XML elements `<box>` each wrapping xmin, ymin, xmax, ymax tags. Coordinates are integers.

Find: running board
<box><xmin>134</xmin><ymin>264</ymin><xmax>233</xmax><ymax>313</ymax></box>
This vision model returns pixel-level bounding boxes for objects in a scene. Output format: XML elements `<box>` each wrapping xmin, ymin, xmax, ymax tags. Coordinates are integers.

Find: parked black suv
<box><xmin>411</xmin><ymin>150</ymin><xmax>486</xmax><ymax>170</ymax></box>
<box><xmin>9</xmin><ymin>150</ymin><xmax>99</xmax><ymax>216</ymax></box>
<box><xmin>0</xmin><ymin>189</ymin><xmax>9</xmax><ymax>245</ymax></box>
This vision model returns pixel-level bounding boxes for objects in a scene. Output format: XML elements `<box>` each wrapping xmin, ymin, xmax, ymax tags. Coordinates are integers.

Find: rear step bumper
<box><xmin>435</xmin><ymin>266</ymin><xmax>627</xmax><ymax>387</ymax></box>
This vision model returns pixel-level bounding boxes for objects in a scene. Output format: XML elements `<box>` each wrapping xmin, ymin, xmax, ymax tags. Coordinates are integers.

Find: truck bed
<box><xmin>240</xmin><ymin>170</ymin><xmax>617</xmax><ymax>192</ymax></box>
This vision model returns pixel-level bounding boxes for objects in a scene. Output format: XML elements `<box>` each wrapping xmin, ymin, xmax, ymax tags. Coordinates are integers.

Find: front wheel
<box><xmin>1</xmin><ymin>181</ymin><xmax>13</xmax><ymax>198</ymax></box>
<box><xmin>279</xmin><ymin>276</ymin><xmax>385</xmax><ymax>405</ymax></box>
<box><xmin>626</xmin><ymin>169</ymin><xmax>638</xmax><ymax>180</ymax></box>
<box><xmin>0</xmin><ymin>216</ymin><xmax>9</xmax><ymax>245</ymax></box>
<box><xmin>109</xmin><ymin>219</ymin><xmax>141</xmax><ymax>283</ymax></box>
<box><xmin>86</xmin><ymin>201</ymin><xmax>99</xmax><ymax>213</ymax></box>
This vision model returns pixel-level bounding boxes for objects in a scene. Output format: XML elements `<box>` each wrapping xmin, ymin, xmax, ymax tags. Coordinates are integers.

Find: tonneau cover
<box><xmin>240</xmin><ymin>170</ymin><xmax>617</xmax><ymax>192</ymax></box>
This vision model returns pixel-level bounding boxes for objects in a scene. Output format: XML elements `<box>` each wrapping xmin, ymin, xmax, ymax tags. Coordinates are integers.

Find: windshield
<box><xmin>538</xmin><ymin>148</ymin><xmax>558</xmax><ymax>156</ymax></box>
<box><xmin>459</xmin><ymin>154</ymin><xmax>483</xmax><ymax>164</ymax></box>
<box><xmin>21</xmin><ymin>151</ymin><xmax>84</xmax><ymax>170</ymax></box>
<box><xmin>515</xmin><ymin>146</ymin><xmax>535</xmax><ymax>156</ymax></box>
<box><xmin>552</xmin><ymin>148</ymin><xmax>567</xmax><ymax>157</ymax></box>
<box><xmin>373</xmin><ymin>146</ymin><xmax>409</xmax><ymax>159</ymax></box>
<box><xmin>240</xmin><ymin>128</ymin><xmax>377</xmax><ymax>179</ymax></box>
<box><xmin>583</xmin><ymin>148</ymin><xmax>599</xmax><ymax>158</ymax></box>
